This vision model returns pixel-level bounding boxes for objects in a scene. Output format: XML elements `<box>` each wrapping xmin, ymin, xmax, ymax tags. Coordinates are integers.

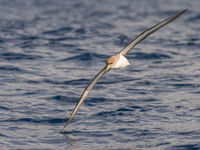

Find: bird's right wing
<box><xmin>120</xmin><ymin>9</ymin><xmax>187</xmax><ymax>56</ymax></box>
<box><xmin>64</xmin><ymin>66</ymin><xmax>109</xmax><ymax>128</ymax></box>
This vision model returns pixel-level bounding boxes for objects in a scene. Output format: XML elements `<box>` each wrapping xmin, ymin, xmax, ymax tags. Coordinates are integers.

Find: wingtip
<box><xmin>178</xmin><ymin>9</ymin><xmax>188</xmax><ymax>16</ymax></box>
<box><xmin>182</xmin><ymin>9</ymin><xmax>188</xmax><ymax>13</ymax></box>
<box><xmin>176</xmin><ymin>9</ymin><xmax>188</xmax><ymax>17</ymax></box>
<box><xmin>176</xmin><ymin>9</ymin><xmax>188</xmax><ymax>19</ymax></box>
<box><xmin>63</xmin><ymin>123</ymin><xmax>68</xmax><ymax>129</ymax></box>
<box><xmin>63</xmin><ymin>118</ymin><xmax>71</xmax><ymax>129</ymax></box>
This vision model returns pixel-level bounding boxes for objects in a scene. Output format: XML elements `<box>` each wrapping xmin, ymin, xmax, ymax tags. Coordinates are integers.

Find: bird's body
<box><xmin>106</xmin><ymin>54</ymin><xmax>130</xmax><ymax>71</ymax></box>
<box><xmin>63</xmin><ymin>9</ymin><xmax>187</xmax><ymax>129</ymax></box>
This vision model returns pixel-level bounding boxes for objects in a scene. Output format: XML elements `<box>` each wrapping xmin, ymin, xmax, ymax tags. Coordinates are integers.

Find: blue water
<box><xmin>0</xmin><ymin>0</ymin><xmax>200</xmax><ymax>149</ymax></box>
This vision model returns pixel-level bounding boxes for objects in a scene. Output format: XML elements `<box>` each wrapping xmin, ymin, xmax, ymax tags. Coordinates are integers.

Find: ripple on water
<box><xmin>0</xmin><ymin>0</ymin><xmax>199</xmax><ymax>150</ymax></box>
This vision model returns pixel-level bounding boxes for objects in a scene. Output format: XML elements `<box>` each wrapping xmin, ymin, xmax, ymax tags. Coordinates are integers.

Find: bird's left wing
<box><xmin>64</xmin><ymin>66</ymin><xmax>109</xmax><ymax>128</ymax></box>
<box><xmin>120</xmin><ymin>9</ymin><xmax>187</xmax><ymax>56</ymax></box>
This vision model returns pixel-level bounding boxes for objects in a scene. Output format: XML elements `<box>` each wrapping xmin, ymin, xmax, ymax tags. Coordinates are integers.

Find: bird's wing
<box><xmin>120</xmin><ymin>9</ymin><xmax>187</xmax><ymax>56</ymax></box>
<box><xmin>64</xmin><ymin>66</ymin><xmax>109</xmax><ymax>128</ymax></box>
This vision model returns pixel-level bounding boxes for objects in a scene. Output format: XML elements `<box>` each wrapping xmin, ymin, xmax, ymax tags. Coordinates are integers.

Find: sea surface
<box><xmin>0</xmin><ymin>0</ymin><xmax>200</xmax><ymax>150</ymax></box>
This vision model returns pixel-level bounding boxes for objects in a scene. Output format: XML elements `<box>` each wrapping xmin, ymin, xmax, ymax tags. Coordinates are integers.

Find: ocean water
<box><xmin>0</xmin><ymin>0</ymin><xmax>200</xmax><ymax>149</ymax></box>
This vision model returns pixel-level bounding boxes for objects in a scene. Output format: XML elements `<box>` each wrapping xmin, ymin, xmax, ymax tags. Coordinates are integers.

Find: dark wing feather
<box><xmin>64</xmin><ymin>66</ymin><xmax>109</xmax><ymax>128</ymax></box>
<box><xmin>120</xmin><ymin>9</ymin><xmax>187</xmax><ymax>56</ymax></box>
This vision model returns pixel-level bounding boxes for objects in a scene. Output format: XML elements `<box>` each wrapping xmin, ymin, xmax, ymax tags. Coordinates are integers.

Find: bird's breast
<box><xmin>112</xmin><ymin>54</ymin><xmax>130</xmax><ymax>69</ymax></box>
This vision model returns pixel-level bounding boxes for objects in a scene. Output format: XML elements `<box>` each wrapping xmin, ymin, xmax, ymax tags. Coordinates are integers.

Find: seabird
<box><xmin>64</xmin><ymin>9</ymin><xmax>187</xmax><ymax>128</ymax></box>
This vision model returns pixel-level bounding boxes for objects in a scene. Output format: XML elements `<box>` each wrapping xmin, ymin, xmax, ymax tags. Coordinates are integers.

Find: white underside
<box><xmin>112</xmin><ymin>54</ymin><xmax>130</xmax><ymax>69</ymax></box>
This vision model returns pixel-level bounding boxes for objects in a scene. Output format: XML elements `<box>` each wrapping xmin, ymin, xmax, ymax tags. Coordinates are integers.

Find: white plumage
<box><xmin>112</xmin><ymin>54</ymin><xmax>130</xmax><ymax>69</ymax></box>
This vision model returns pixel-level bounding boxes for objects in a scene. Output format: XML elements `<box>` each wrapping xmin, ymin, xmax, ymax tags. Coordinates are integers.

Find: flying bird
<box><xmin>64</xmin><ymin>9</ymin><xmax>187</xmax><ymax>128</ymax></box>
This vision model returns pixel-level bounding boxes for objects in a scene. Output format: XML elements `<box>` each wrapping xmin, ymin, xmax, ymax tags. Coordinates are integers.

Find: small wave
<box><xmin>85</xmin><ymin>97</ymin><xmax>106</xmax><ymax>104</ymax></box>
<box><xmin>133</xmin><ymin>52</ymin><xmax>171</xmax><ymax>60</ymax></box>
<box><xmin>0</xmin><ymin>65</ymin><xmax>24</xmax><ymax>72</ymax></box>
<box><xmin>169</xmin><ymin>144</ymin><xmax>200</xmax><ymax>150</ymax></box>
<box><xmin>1</xmin><ymin>117</ymin><xmax>66</xmax><ymax>124</ymax></box>
<box><xmin>60</xmin><ymin>52</ymin><xmax>107</xmax><ymax>62</ymax></box>
<box><xmin>0</xmin><ymin>106</ymin><xmax>9</xmax><ymax>111</ymax></box>
<box><xmin>0</xmin><ymin>52</ymin><xmax>42</xmax><ymax>61</ymax></box>
<box><xmin>43</xmin><ymin>78</ymin><xmax>90</xmax><ymax>86</ymax></box>
<box><xmin>94</xmin><ymin>110</ymin><xmax>121</xmax><ymax>117</ymax></box>
<box><xmin>43</xmin><ymin>27</ymin><xmax>74</xmax><ymax>35</ymax></box>
<box><xmin>49</xmin><ymin>95</ymin><xmax>75</xmax><ymax>103</ymax></box>
<box><xmin>113</xmin><ymin>34</ymin><xmax>130</xmax><ymax>46</ymax></box>
<box><xmin>74</xmin><ymin>28</ymin><xmax>86</xmax><ymax>34</ymax></box>
<box><xmin>169</xmin><ymin>83</ymin><xmax>197</xmax><ymax>89</ymax></box>
<box><xmin>93</xmin><ymin>107</ymin><xmax>136</xmax><ymax>117</ymax></box>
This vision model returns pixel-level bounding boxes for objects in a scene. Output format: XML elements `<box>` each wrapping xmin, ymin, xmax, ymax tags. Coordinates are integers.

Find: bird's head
<box><xmin>106</xmin><ymin>54</ymin><xmax>120</xmax><ymax>72</ymax></box>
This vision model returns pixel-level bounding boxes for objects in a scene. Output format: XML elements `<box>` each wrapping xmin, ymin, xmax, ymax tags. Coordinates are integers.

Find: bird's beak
<box><xmin>106</xmin><ymin>65</ymin><xmax>111</xmax><ymax>72</ymax></box>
